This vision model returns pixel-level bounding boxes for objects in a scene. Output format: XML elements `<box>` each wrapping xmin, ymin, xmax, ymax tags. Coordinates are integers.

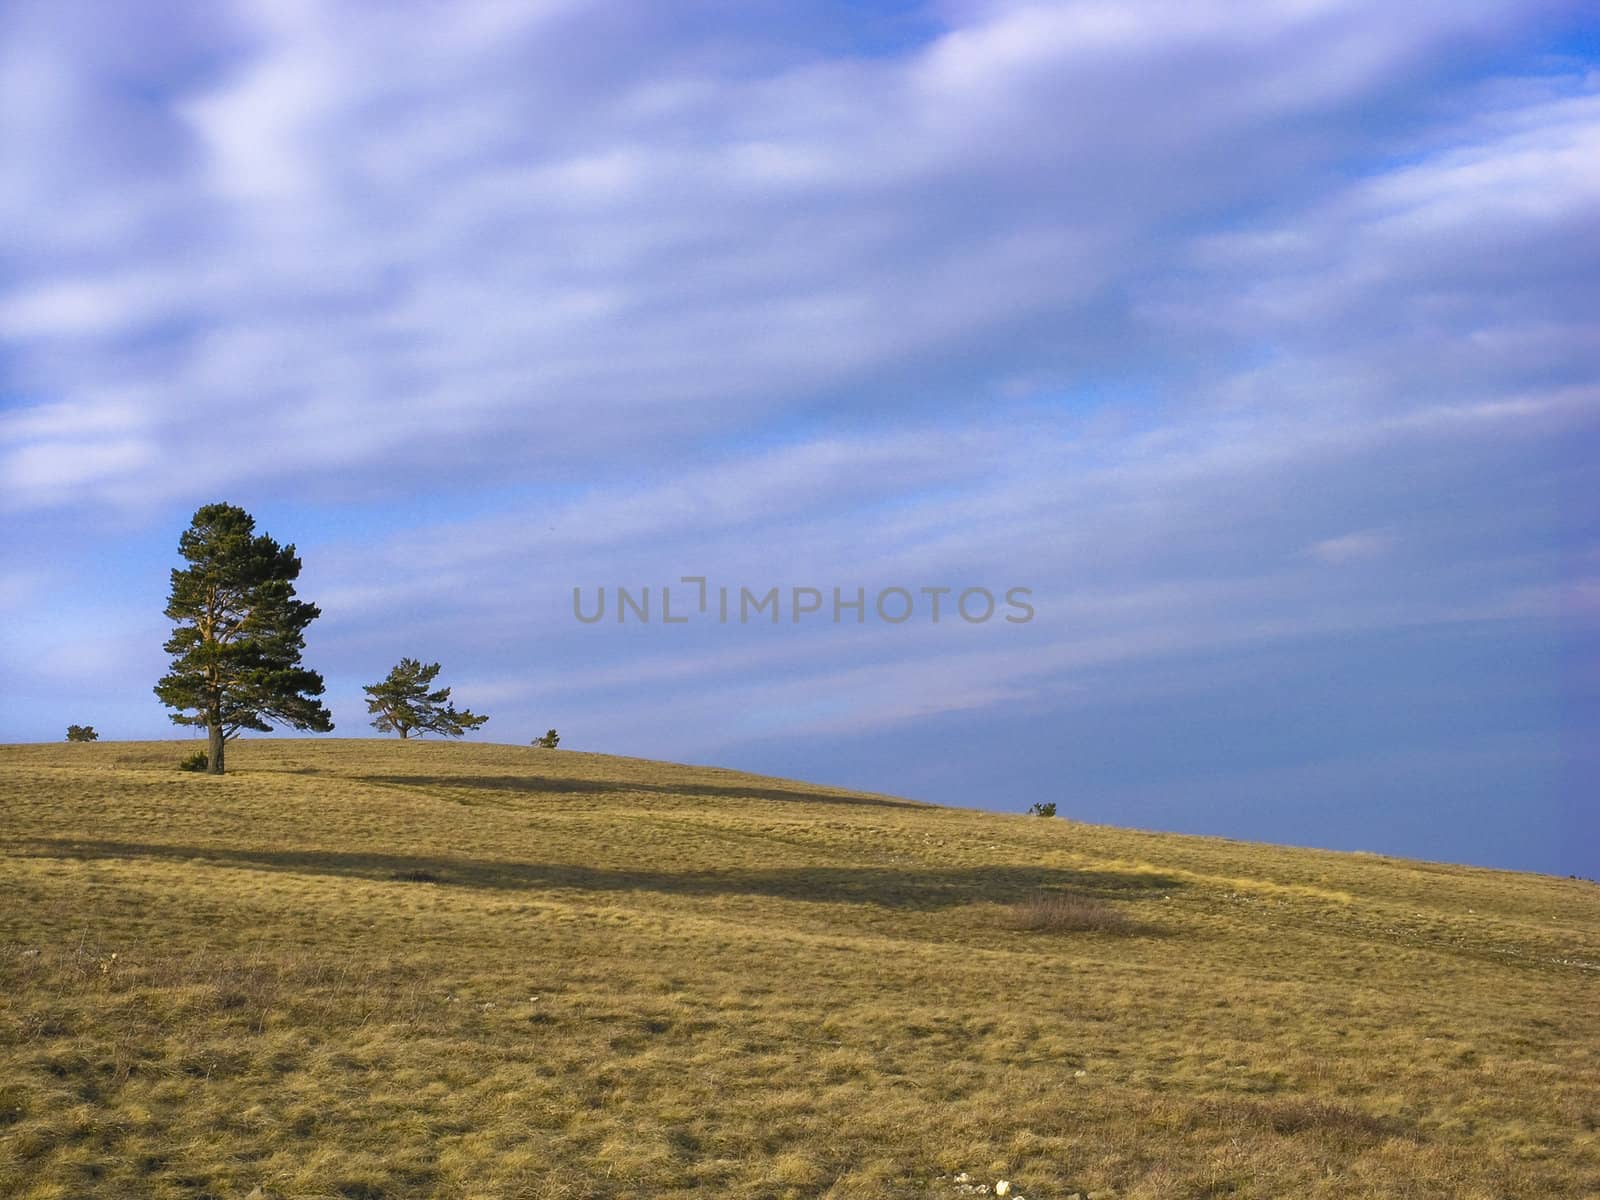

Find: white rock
<box><xmin>996</xmin><ymin>1182</ymin><xmax>1012</xmax><ymax>1196</ymax></box>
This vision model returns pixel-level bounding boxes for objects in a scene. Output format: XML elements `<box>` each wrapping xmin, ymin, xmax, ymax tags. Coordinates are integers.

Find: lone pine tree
<box><xmin>154</xmin><ymin>502</ymin><xmax>333</xmax><ymax>774</ymax></box>
<box><xmin>364</xmin><ymin>658</ymin><xmax>488</xmax><ymax>738</ymax></box>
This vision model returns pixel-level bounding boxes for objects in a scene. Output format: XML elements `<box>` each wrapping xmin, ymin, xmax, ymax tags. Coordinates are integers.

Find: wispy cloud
<box><xmin>4</xmin><ymin>0</ymin><xmax>1592</xmax><ymax>509</ymax></box>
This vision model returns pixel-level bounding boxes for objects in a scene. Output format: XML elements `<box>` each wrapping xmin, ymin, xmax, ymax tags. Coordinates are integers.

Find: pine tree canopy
<box><xmin>364</xmin><ymin>658</ymin><xmax>489</xmax><ymax>739</ymax></box>
<box><xmin>154</xmin><ymin>502</ymin><xmax>333</xmax><ymax>774</ymax></box>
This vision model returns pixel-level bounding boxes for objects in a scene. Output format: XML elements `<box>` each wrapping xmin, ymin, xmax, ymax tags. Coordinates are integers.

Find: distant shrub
<box><xmin>65</xmin><ymin>725</ymin><xmax>99</xmax><ymax>742</ymax></box>
<box><xmin>532</xmin><ymin>729</ymin><xmax>560</xmax><ymax>749</ymax></box>
<box><xmin>1002</xmin><ymin>892</ymin><xmax>1138</xmax><ymax>935</ymax></box>
<box><xmin>1026</xmin><ymin>801</ymin><xmax>1057</xmax><ymax>817</ymax></box>
<box><xmin>391</xmin><ymin>869</ymin><xmax>442</xmax><ymax>884</ymax></box>
<box><xmin>178</xmin><ymin>750</ymin><xmax>209</xmax><ymax>772</ymax></box>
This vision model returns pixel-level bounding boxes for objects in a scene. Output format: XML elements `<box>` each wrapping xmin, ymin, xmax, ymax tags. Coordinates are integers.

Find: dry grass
<box><xmin>0</xmin><ymin>738</ymin><xmax>1596</xmax><ymax>1199</ymax></box>
<box><xmin>1000</xmin><ymin>891</ymin><xmax>1143</xmax><ymax>934</ymax></box>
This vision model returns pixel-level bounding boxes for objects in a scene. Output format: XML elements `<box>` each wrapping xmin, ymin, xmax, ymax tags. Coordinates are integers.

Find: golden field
<box><xmin>0</xmin><ymin>738</ymin><xmax>1595</xmax><ymax>1199</ymax></box>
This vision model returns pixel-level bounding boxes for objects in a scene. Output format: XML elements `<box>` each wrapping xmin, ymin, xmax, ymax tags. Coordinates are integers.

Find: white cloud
<box><xmin>2</xmin><ymin>439</ymin><xmax>158</xmax><ymax>502</ymax></box>
<box><xmin>2</xmin><ymin>0</ymin><xmax>1589</xmax><ymax>513</ymax></box>
<box><xmin>1308</xmin><ymin>530</ymin><xmax>1394</xmax><ymax>564</ymax></box>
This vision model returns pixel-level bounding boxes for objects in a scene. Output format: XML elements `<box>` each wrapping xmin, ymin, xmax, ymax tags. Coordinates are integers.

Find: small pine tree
<box><xmin>1027</xmin><ymin>801</ymin><xmax>1058</xmax><ymax>818</ymax></box>
<box><xmin>65</xmin><ymin>725</ymin><xmax>99</xmax><ymax>742</ymax></box>
<box><xmin>364</xmin><ymin>658</ymin><xmax>488</xmax><ymax>738</ymax></box>
<box><xmin>532</xmin><ymin>729</ymin><xmax>560</xmax><ymax>749</ymax></box>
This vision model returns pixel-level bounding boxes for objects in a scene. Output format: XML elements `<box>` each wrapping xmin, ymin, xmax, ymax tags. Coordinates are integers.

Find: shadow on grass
<box><xmin>356</xmin><ymin>773</ymin><xmax>924</xmax><ymax>809</ymax></box>
<box><xmin>12</xmin><ymin>837</ymin><xmax>1181</xmax><ymax>911</ymax></box>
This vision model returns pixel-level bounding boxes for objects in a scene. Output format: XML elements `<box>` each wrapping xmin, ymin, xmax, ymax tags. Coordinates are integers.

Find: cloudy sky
<box><xmin>1</xmin><ymin>0</ymin><xmax>1595</xmax><ymax>875</ymax></box>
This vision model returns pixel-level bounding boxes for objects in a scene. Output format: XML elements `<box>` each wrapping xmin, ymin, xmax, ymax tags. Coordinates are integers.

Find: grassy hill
<box><xmin>0</xmin><ymin>739</ymin><xmax>1595</xmax><ymax>1199</ymax></box>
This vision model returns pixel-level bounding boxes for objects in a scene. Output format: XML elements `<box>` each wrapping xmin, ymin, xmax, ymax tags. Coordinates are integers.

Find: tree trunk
<box><xmin>399</xmin><ymin>727</ymin><xmax>409</xmax><ymax>739</ymax></box>
<box><xmin>208</xmin><ymin>713</ymin><xmax>225</xmax><ymax>775</ymax></box>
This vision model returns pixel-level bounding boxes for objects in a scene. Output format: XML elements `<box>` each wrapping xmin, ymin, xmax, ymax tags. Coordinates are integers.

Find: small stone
<box><xmin>1074</xmin><ymin>1068</ymin><xmax>1087</xmax><ymax>1077</ymax></box>
<box><xmin>954</xmin><ymin>1173</ymin><xmax>971</xmax><ymax>1184</ymax></box>
<box><xmin>996</xmin><ymin>1182</ymin><xmax>1012</xmax><ymax>1196</ymax></box>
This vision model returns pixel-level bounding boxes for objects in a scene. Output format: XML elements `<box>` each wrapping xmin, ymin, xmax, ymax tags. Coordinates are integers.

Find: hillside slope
<box><xmin>1</xmin><ymin>739</ymin><xmax>1595</xmax><ymax>1199</ymax></box>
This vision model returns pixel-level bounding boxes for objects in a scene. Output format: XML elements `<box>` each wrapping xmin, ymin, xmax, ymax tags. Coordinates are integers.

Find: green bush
<box><xmin>532</xmin><ymin>729</ymin><xmax>560</xmax><ymax>749</ymax></box>
<box><xmin>178</xmin><ymin>750</ymin><xmax>209</xmax><ymax>772</ymax></box>
<box><xmin>65</xmin><ymin>725</ymin><xmax>99</xmax><ymax>742</ymax></box>
<box><xmin>1027</xmin><ymin>801</ymin><xmax>1057</xmax><ymax>817</ymax></box>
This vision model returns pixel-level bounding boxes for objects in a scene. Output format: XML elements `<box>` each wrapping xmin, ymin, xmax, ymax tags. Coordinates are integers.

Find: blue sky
<box><xmin>1</xmin><ymin>0</ymin><xmax>1595</xmax><ymax>876</ymax></box>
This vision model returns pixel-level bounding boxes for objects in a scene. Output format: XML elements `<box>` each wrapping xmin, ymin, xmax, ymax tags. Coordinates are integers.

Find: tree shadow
<box><xmin>12</xmin><ymin>838</ymin><xmax>1182</xmax><ymax>911</ymax></box>
<box><xmin>356</xmin><ymin>773</ymin><xmax>924</xmax><ymax>810</ymax></box>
